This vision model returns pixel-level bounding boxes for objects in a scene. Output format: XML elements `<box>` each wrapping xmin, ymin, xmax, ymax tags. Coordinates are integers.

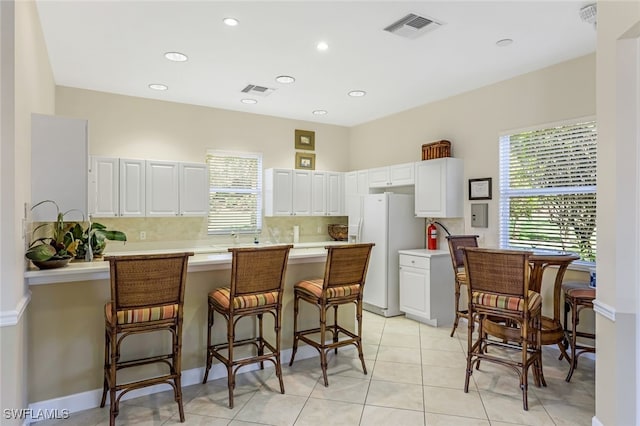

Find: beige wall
<box><xmin>595</xmin><ymin>1</ymin><xmax>640</xmax><ymax>425</ymax></box>
<box><xmin>56</xmin><ymin>87</ymin><xmax>350</xmax><ymax>172</ymax></box>
<box><xmin>1</xmin><ymin>0</ymin><xmax>55</xmax><ymax>423</ymax></box>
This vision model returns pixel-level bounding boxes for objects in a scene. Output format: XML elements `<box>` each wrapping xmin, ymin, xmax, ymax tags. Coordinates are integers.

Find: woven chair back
<box><xmin>462</xmin><ymin>247</ymin><xmax>531</xmax><ymax>298</ymax></box>
<box><xmin>229</xmin><ymin>245</ymin><xmax>293</xmax><ymax>296</ymax></box>
<box><xmin>106</xmin><ymin>252</ymin><xmax>193</xmax><ymax>310</ymax></box>
<box><xmin>323</xmin><ymin>243</ymin><xmax>375</xmax><ymax>291</ymax></box>
<box><xmin>446</xmin><ymin>235</ymin><xmax>479</xmax><ymax>270</ymax></box>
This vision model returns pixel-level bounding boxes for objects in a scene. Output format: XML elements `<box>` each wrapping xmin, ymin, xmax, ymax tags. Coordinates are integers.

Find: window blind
<box><xmin>499</xmin><ymin>119</ymin><xmax>597</xmax><ymax>262</ymax></box>
<box><xmin>206</xmin><ymin>151</ymin><xmax>262</xmax><ymax>234</ymax></box>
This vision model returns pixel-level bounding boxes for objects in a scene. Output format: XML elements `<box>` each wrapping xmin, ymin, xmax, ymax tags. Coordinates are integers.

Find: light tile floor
<box><xmin>39</xmin><ymin>312</ymin><xmax>595</xmax><ymax>425</ymax></box>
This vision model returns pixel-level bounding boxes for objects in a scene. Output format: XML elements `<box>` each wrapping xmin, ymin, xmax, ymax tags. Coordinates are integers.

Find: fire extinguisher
<box><xmin>427</xmin><ymin>222</ymin><xmax>438</xmax><ymax>250</ymax></box>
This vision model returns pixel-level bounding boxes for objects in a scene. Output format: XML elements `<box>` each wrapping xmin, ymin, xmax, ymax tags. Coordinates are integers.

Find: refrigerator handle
<box><xmin>357</xmin><ymin>217</ymin><xmax>363</xmax><ymax>243</ymax></box>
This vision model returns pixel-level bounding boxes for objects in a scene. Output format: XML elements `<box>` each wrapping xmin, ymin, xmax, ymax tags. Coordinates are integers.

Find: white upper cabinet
<box><xmin>312</xmin><ymin>171</ymin><xmax>343</xmax><ymax>216</ymax></box>
<box><xmin>31</xmin><ymin>114</ymin><xmax>88</xmax><ymax>222</ymax></box>
<box><xmin>414</xmin><ymin>158</ymin><xmax>463</xmax><ymax>218</ymax></box>
<box><xmin>119</xmin><ymin>159</ymin><xmax>146</xmax><ymax>217</ymax></box>
<box><xmin>89</xmin><ymin>156</ymin><xmax>119</xmax><ymax>217</ymax></box>
<box><xmin>146</xmin><ymin>160</ymin><xmax>180</xmax><ymax>217</ymax></box>
<box><xmin>179</xmin><ymin>163</ymin><xmax>208</xmax><ymax>216</ymax></box>
<box><xmin>368</xmin><ymin>162</ymin><xmax>415</xmax><ymax>188</ymax></box>
<box><xmin>264</xmin><ymin>168</ymin><xmax>320</xmax><ymax>216</ymax></box>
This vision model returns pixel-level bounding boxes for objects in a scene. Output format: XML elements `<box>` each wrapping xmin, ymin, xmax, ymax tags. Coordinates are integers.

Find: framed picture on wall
<box><xmin>294</xmin><ymin>129</ymin><xmax>315</xmax><ymax>150</ymax></box>
<box><xmin>469</xmin><ymin>177</ymin><xmax>492</xmax><ymax>200</ymax></box>
<box><xmin>295</xmin><ymin>152</ymin><xmax>316</xmax><ymax>170</ymax></box>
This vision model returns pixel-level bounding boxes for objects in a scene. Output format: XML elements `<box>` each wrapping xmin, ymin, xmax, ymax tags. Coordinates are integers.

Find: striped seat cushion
<box><xmin>471</xmin><ymin>290</ymin><xmax>541</xmax><ymax>312</ymax></box>
<box><xmin>209</xmin><ymin>287</ymin><xmax>279</xmax><ymax>309</ymax></box>
<box><xmin>294</xmin><ymin>279</ymin><xmax>360</xmax><ymax>299</ymax></box>
<box><xmin>105</xmin><ymin>302</ymin><xmax>178</xmax><ymax>325</ymax></box>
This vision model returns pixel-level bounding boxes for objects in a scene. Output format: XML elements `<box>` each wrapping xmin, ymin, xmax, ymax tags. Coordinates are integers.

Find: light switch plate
<box><xmin>471</xmin><ymin>203</ymin><xmax>488</xmax><ymax>228</ymax></box>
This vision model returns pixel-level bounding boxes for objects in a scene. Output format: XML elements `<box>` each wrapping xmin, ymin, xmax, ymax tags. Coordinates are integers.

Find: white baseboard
<box><xmin>592</xmin><ymin>299</ymin><xmax>616</xmax><ymax>322</ymax></box>
<box><xmin>27</xmin><ymin>345</ymin><xmax>319</xmax><ymax>423</ymax></box>
<box><xmin>0</xmin><ymin>291</ymin><xmax>31</xmax><ymax>327</ymax></box>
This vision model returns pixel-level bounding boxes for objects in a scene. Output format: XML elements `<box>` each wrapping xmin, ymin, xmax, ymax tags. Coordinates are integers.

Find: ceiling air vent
<box><xmin>241</xmin><ymin>84</ymin><xmax>275</xmax><ymax>97</ymax></box>
<box><xmin>384</xmin><ymin>13</ymin><xmax>442</xmax><ymax>39</ymax></box>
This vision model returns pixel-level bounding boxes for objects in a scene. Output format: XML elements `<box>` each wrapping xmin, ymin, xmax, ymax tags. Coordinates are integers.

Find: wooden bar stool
<box><xmin>445</xmin><ymin>235</ymin><xmax>479</xmax><ymax>337</ymax></box>
<box><xmin>100</xmin><ymin>252</ymin><xmax>193</xmax><ymax>426</ymax></box>
<box><xmin>562</xmin><ymin>281</ymin><xmax>596</xmax><ymax>382</ymax></box>
<box><xmin>202</xmin><ymin>245</ymin><xmax>293</xmax><ymax>408</ymax></box>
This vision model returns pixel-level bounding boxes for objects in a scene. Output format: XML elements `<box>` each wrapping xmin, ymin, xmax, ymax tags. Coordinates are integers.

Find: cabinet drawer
<box><xmin>399</xmin><ymin>255</ymin><xmax>429</xmax><ymax>269</ymax></box>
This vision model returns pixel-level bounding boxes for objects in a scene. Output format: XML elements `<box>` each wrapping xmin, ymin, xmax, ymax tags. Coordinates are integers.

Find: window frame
<box><xmin>498</xmin><ymin>117</ymin><xmax>597</xmax><ymax>266</ymax></box>
<box><xmin>206</xmin><ymin>150</ymin><xmax>263</xmax><ymax>235</ymax></box>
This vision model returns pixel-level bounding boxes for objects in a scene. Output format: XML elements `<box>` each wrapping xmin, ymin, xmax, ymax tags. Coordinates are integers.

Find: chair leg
<box><xmin>355</xmin><ymin>301</ymin><xmax>367</xmax><ymax>375</ymax></box>
<box><xmin>173</xmin><ymin>326</ymin><xmax>185</xmax><ymax>422</ymax></box>
<box><xmin>520</xmin><ymin>324</ymin><xmax>529</xmax><ymax>411</ymax></box>
<box><xmin>566</xmin><ymin>301</ymin><xmax>579</xmax><ymax>382</ymax></box>
<box><xmin>464</xmin><ymin>311</ymin><xmax>474</xmax><ymax>393</ymax></box>
<box><xmin>320</xmin><ymin>305</ymin><xmax>329</xmax><ymax>387</ymax></box>
<box><xmin>108</xmin><ymin>327</ymin><xmax>118</xmax><ymax>426</ymax></box>
<box><xmin>274</xmin><ymin>308</ymin><xmax>285</xmax><ymax>394</ymax></box>
<box><xmin>258</xmin><ymin>313</ymin><xmax>265</xmax><ymax>370</ymax></box>
<box><xmin>289</xmin><ymin>294</ymin><xmax>300</xmax><ymax>366</ymax></box>
<box><xmin>100</xmin><ymin>329</ymin><xmax>109</xmax><ymax>408</ymax></box>
<box><xmin>226</xmin><ymin>314</ymin><xmax>235</xmax><ymax>409</ymax></box>
<box><xmin>450</xmin><ymin>279</ymin><xmax>462</xmax><ymax>337</ymax></box>
<box><xmin>202</xmin><ymin>302</ymin><xmax>214</xmax><ymax>384</ymax></box>
<box><xmin>333</xmin><ymin>305</ymin><xmax>339</xmax><ymax>354</ymax></box>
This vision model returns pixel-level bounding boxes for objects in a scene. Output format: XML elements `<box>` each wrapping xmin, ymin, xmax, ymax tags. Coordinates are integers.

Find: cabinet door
<box><xmin>390</xmin><ymin>162</ymin><xmax>415</xmax><ymax>186</ymax></box>
<box><xmin>415</xmin><ymin>158</ymin><xmax>463</xmax><ymax>218</ymax></box>
<box><xmin>357</xmin><ymin>170</ymin><xmax>369</xmax><ymax>194</ymax></box>
<box><xmin>179</xmin><ymin>163</ymin><xmax>208</xmax><ymax>216</ymax></box>
<box><xmin>120</xmin><ymin>159</ymin><xmax>146</xmax><ymax>217</ymax></box>
<box><xmin>399</xmin><ymin>264</ymin><xmax>429</xmax><ymax>317</ymax></box>
<box><xmin>344</xmin><ymin>171</ymin><xmax>358</xmax><ymax>199</ymax></box>
<box><xmin>368</xmin><ymin>167</ymin><xmax>390</xmax><ymax>188</ymax></box>
<box><xmin>89</xmin><ymin>156</ymin><xmax>119</xmax><ymax>217</ymax></box>
<box><xmin>326</xmin><ymin>172</ymin><xmax>343</xmax><ymax>215</ymax></box>
<box><xmin>292</xmin><ymin>170</ymin><xmax>311</xmax><ymax>215</ymax></box>
<box><xmin>31</xmin><ymin>114</ymin><xmax>88</xmax><ymax>221</ymax></box>
<box><xmin>146</xmin><ymin>160</ymin><xmax>179</xmax><ymax>216</ymax></box>
<box><xmin>311</xmin><ymin>171</ymin><xmax>327</xmax><ymax>216</ymax></box>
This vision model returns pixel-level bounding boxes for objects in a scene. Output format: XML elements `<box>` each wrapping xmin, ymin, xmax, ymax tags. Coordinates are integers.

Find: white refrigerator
<box><xmin>348</xmin><ymin>193</ymin><xmax>425</xmax><ymax>317</ymax></box>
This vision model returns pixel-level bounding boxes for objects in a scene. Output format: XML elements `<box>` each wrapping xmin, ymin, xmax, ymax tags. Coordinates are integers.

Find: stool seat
<box><xmin>562</xmin><ymin>281</ymin><xmax>596</xmax><ymax>382</ymax></box>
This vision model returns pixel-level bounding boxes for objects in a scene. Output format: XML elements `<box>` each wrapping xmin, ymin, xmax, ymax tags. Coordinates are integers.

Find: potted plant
<box><xmin>70</xmin><ymin>221</ymin><xmax>127</xmax><ymax>260</ymax></box>
<box><xmin>25</xmin><ymin>200</ymin><xmax>81</xmax><ymax>269</ymax></box>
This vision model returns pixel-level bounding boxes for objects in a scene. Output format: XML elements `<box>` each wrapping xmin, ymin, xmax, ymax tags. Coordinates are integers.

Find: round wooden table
<box><xmin>528</xmin><ymin>253</ymin><xmax>580</xmax><ymax>358</ymax></box>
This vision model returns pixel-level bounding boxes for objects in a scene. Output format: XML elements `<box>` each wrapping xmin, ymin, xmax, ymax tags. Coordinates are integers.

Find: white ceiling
<box><xmin>35</xmin><ymin>1</ymin><xmax>597</xmax><ymax>127</ymax></box>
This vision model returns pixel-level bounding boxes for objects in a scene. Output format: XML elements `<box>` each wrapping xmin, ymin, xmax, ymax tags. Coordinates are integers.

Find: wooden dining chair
<box><xmin>289</xmin><ymin>243</ymin><xmax>374</xmax><ymax>386</ymax></box>
<box><xmin>202</xmin><ymin>244</ymin><xmax>293</xmax><ymax>408</ymax></box>
<box><xmin>100</xmin><ymin>252</ymin><xmax>193</xmax><ymax>426</ymax></box>
<box><xmin>445</xmin><ymin>235</ymin><xmax>479</xmax><ymax>337</ymax></box>
<box><xmin>462</xmin><ymin>247</ymin><xmax>545</xmax><ymax>410</ymax></box>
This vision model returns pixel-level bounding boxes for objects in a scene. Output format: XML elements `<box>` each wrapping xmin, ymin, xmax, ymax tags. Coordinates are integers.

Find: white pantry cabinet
<box><xmin>414</xmin><ymin>158</ymin><xmax>463</xmax><ymax>218</ymax></box>
<box><xmin>368</xmin><ymin>162</ymin><xmax>415</xmax><ymax>188</ymax></box>
<box><xmin>398</xmin><ymin>250</ymin><xmax>454</xmax><ymax>327</ymax></box>
<box><xmin>264</xmin><ymin>168</ymin><xmax>312</xmax><ymax>216</ymax></box>
<box><xmin>31</xmin><ymin>114</ymin><xmax>88</xmax><ymax>222</ymax></box>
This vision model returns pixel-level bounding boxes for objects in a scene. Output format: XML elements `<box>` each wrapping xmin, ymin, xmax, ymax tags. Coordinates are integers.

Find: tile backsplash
<box><xmin>92</xmin><ymin>215</ymin><xmax>347</xmax><ymax>252</ymax></box>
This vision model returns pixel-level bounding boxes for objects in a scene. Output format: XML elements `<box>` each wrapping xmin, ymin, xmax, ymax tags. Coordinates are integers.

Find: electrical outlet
<box><xmin>139</xmin><ymin>231</ymin><xmax>146</xmax><ymax>240</ymax></box>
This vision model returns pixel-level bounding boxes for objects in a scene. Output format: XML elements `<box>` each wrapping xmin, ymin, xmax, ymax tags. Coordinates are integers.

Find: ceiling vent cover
<box><xmin>384</xmin><ymin>13</ymin><xmax>442</xmax><ymax>39</ymax></box>
<box><xmin>241</xmin><ymin>84</ymin><xmax>275</xmax><ymax>97</ymax></box>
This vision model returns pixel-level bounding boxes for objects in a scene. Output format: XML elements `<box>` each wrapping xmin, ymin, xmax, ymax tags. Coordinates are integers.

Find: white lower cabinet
<box><xmin>398</xmin><ymin>250</ymin><xmax>454</xmax><ymax>327</ymax></box>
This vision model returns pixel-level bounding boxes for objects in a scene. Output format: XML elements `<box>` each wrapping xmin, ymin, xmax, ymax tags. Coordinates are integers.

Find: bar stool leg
<box><xmin>566</xmin><ymin>298</ymin><xmax>580</xmax><ymax>382</ymax></box>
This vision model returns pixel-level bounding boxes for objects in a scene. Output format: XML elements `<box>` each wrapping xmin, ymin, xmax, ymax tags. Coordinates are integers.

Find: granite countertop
<box><xmin>25</xmin><ymin>241</ymin><xmax>348</xmax><ymax>286</ymax></box>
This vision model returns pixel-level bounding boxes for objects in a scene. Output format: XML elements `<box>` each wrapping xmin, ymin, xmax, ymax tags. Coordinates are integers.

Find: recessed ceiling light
<box><xmin>317</xmin><ymin>41</ymin><xmax>329</xmax><ymax>51</ymax></box>
<box><xmin>496</xmin><ymin>38</ymin><xmax>514</xmax><ymax>47</ymax></box>
<box><xmin>312</xmin><ymin>110</ymin><xmax>328</xmax><ymax>115</ymax></box>
<box><xmin>164</xmin><ymin>51</ymin><xmax>188</xmax><ymax>62</ymax></box>
<box><xmin>223</xmin><ymin>17</ymin><xmax>239</xmax><ymax>26</ymax></box>
<box><xmin>348</xmin><ymin>90</ymin><xmax>366</xmax><ymax>97</ymax></box>
<box><xmin>241</xmin><ymin>98</ymin><xmax>257</xmax><ymax>104</ymax></box>
<box><xmin>149</xmin><ymin>83</ymin><xmax>168</xmax><ymax>91</ymax></box>
<box><xmin>275</xmin><ymin>75</ymin><xmax>296</xmax><ymax>84</ymax></box>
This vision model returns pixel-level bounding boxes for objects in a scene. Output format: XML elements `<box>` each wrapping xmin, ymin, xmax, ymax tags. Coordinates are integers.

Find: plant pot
<box><xmin>31</xmin><ymin>257</ymin><xmax>72</xmax><ymax>270</ymax></box>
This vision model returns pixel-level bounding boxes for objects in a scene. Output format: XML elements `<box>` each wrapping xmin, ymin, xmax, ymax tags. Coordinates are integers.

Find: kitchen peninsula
<box><xmin>25</xmin><ymin>242</ymin><xmax>352</xmax><ymax>407</ymax></box>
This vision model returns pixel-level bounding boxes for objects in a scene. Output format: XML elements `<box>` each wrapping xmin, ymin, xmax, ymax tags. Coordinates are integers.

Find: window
<box><xmin>206</xmin><ymin>150</ymin><xmax>262</xmax><ymax>234</ymax></box>
<box><xmin>499</xmin><ymin>118</ymin><xmax>597</xmax><ymax>263</ymax></box>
